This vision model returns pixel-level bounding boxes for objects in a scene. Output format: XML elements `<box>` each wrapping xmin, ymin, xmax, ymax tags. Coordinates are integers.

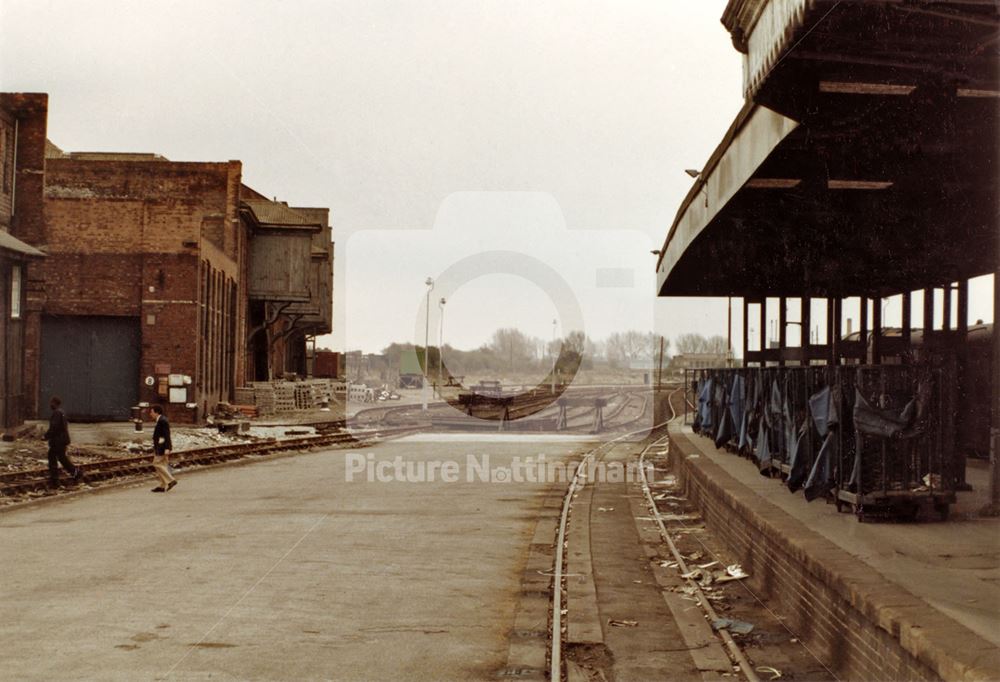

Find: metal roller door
<box><xmin>40</xmin><ymin>316</ymin><xmax>140</xmax><ymax>421</ymax></box>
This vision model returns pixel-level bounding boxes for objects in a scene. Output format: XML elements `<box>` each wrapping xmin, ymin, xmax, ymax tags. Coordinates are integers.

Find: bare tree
<box><xmin>563</xmin><ymin>330</ymin><xmax>588</xmax><ymax>355</ymax></box>
<box><xmin>706</xmin><ymin>335</ymin><xmax>728</xmax><ymax>354</ymax></box>
<box><xmin>675</xmin><ymin>333</ymin><xmax>705</xmax><ymax>354</ymax></box>
<box><xmin>490</xmin><ymin>328</ymin><xmax>535</xmax><ymax>372</ymax></box>
<box><xmin>675</xmin><ymin>333</ymin><xmax>727</xmax><ymax>354</ymax></box>
<box><xmin>606</xmin><ymin>330</ymin><xmax>659</xmax><ymax>366</ymax></box>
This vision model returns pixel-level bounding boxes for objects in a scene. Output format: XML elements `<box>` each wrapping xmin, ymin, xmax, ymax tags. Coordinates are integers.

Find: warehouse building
<box><xmin>39</xmin><ymin>147</ymin><xmax>247</xmax><ymax>422</ymax></box>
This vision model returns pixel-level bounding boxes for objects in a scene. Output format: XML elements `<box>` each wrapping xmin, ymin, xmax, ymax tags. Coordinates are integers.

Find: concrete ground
<box><xmin>680</xmin><ymin>424</ymin><xmax>1000</xmax><ymax>647</ymax></box>
<box><xmin>0</xmin><ymin>434</ymin><xmax>590</xmax><ymax>680</ymax></box>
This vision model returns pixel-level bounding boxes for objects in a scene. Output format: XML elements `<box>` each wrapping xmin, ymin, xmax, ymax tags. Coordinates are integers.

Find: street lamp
<box><xmin>438</xmin><ymin>297</ymin><xmax>447</xmax><ymax>391</ymax></box>
<box><xmin>551</xmin><ymin>318</ymin><xmax>558</xmax><ymax>393</ymax></box>
<box><xmin>423</xmin><ymin>277</ymin><xmax>434</xmax><ymax>410</ymax></box>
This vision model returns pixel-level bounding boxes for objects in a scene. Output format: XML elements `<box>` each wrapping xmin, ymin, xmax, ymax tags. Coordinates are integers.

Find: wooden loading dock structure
<box><xmin>656</xmin><ymin>1</ymin><xmax>999</xmax><ymax>511</ymax></box>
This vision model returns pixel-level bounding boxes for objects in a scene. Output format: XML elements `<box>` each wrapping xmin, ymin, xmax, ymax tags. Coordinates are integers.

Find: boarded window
<box><xmin>10</xmin><ymin>265</ymin><xmax>21</xmax><ymax>319</ymax></box>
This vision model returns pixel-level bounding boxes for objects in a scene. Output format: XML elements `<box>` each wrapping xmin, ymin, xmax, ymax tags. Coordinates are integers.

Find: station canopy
<box><xmin>657</xmin><ymin>0</ymin><xmax>1000</xmax><ymax>299</ymax></box>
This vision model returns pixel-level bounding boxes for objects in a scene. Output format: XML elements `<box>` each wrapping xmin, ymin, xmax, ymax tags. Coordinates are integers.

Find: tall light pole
<box><xmin>551</xmin><ymin>318</ymin><xmax>558</xmax><ymax>393</ymax></box>
<box><xmin>727</xmin><ymin>296</ymin><xmax>733</xmax><ymax>367</ymax></box>
<box><xmin>423</xmin><ymin>277</ymin><xmax>434</xmax><ymax>410</ymax></box>
<box><xmin>438</xmin><ymin>297</ymin><xmax>447</xmax><ymax>391</ymax></box>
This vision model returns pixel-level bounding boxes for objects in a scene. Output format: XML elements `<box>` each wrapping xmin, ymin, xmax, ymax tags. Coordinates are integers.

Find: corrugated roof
<box><xmin>44</xmin><ymin>139</ymin><xmax>66</xmax><ymax>158</ymax></box>
<box><xmin>242</xmin><ymin>199</ymin><xmax>322</xmax><ymax>229</ymax></box>
<box><xmin>0</xmin><ymin>230</ymin><xmax>45</xmax><ymax>257</ymax></box>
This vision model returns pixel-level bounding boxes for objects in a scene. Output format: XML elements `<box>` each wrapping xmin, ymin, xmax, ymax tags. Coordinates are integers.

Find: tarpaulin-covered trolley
<box><xmin>687</xmin><ymin>365</ymin><xmax>956</xmax><ymax>521</ymax></box>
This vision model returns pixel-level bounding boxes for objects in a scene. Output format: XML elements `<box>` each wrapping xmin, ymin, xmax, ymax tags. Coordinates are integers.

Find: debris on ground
<box><xmin>711</xmin><ymin>618</ymin><xmax>754</xmax><ymax>635</ymax></box>
<box><xmin>660</xmin><ymin>512</ymin><xmax>701</xmax><ymax>522</ymax></box>
<box><xmin>717</xmin><ymin>564</ymin><xmax>750</xmax><ymax>583</ymax></box>
<box><xmin>608</xmin><ymin>619</ymin><xmax>639</xmax><ymax>628</ymax></box>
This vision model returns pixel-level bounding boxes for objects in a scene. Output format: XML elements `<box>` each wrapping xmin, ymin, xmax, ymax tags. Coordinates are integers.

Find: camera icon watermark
<box><xmin>342</xmin><ymin>191</ymin><xmax>658</xmax><ymax>442</ymax></box>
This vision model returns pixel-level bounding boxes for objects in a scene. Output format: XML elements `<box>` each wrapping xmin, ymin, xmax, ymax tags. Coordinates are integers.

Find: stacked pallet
<box><xmin>272</xmin><ymin>382</ymin><xmax>297</xmax><ymax>412</ymax></box>
<box><xmin>294</xmin><ymin>383</ymin><xmax>313</xmax><ymax>410</ymax></box>
<box><xmin>235</xmin><ymin>380</ymin><xmax>340</xmax><ymax>414</ymax></box>
<box><xmin>305</xmin><ymin>379</ymin><xmax>334</xmax><ymax>406</ymax></box>
<box><xmin>234</xmin><ymin>387</ymin><xmax>256</xmax><ymax>406</ymax></box>
<box><xmin>250</xmin><ymin>383</ymin><xmax>276</xmax><ymax>415</ymax></box>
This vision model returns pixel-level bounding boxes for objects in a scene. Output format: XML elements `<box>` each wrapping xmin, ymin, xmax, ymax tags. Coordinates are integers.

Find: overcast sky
<box><xmin>2</xmin><ymin>1</ymin><xmax>991</xmax><ymax>355</ymax></box>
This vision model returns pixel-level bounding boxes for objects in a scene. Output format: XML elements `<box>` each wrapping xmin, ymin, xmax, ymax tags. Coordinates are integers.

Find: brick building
<box><xmin>0</xmin><ymin>93</ymin><xmax>48</xmax><ymax>429</ymax></box>
<box><xmin>38</xmin><ymin>148</ymin><xmax>247</xmax><ymax>423</ymax></box>
<box><xmin>240</xmin><ymin>189</ymin><xmax>333</xmax><ymax>381</ymax></box>
<box><xmin>0</xmin><ymin>92</ymin><xmax>333</xmax><ymax>426</ymax></box>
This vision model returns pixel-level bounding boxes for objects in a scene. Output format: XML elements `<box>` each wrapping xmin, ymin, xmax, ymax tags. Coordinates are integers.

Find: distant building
<box><xmin>311</xmin><ymin>350</ymin><xmax>343</xmax><ymax>379</ymax></box>
<box><xmin>398</xmin><ymin>349</ymin><xmax>424</xmax><ymax>389</ymax></box>
<box><xmin>669</xmin><ymin>352</ymin><xmax>732</xmax><ymax>372</ymax></box>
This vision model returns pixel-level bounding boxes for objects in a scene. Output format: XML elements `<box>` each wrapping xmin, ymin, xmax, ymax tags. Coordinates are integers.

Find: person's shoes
<box><xmin>151</xmin><ymin>487</ymin><xmax>165</xmax><ymax>493</ymax></box>
<box><xmin>166</xmin><ymin>480</ymin><xmax>177</xmax><ymax>491</ymax></box>
<box><xmin>73</xmin><ymin>468</ymin><xmax>84</xmax><ymax>481</ymax></box>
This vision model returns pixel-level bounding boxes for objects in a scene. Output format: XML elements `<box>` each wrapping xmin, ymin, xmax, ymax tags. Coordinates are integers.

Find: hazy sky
<box><xmin>2</xmin><ymin>1</ymin><xmax>991</xmax><ymax>354</ymax></box>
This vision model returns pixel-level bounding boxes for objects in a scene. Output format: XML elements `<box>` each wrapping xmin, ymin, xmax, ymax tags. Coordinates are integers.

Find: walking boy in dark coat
<box><xmin>44</xmin><ymin>396</ymin><xmax>82</xmax><ymax>487</ymax></box>
<box><xmin>150</xmin><ymin>404</ymin><xmax>177</xmax><ymax>492</ymax></box>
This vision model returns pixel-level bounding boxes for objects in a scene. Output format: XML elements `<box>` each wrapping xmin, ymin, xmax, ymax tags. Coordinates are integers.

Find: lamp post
<box><xmin>438</xmin><ymin>297</ymin><xmax>446</xmax><ymax>391</ymax></box>
<box><xmin>551</xmin><ymin>318</ymin><xmax>558</xmax><ymax>393</ymax></box>
<box><xmin>423</xmin><ymin>277</ymin><xmax>434</xmax><ymax>410</ymax></box>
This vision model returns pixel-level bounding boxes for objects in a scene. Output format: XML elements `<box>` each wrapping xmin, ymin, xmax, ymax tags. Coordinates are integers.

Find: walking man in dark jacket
<box><xmin>44</xmin><ymin>396</ymin><xmax>82</xmax><ymax>487</ymax></box>
<box><xmin>150</xmin><ymin>404</ymin><xmax>177</xmax><ymax>493</ymax></box>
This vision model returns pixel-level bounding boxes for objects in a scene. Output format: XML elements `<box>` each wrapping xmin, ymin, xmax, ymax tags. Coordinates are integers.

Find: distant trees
<box><xmin>674</xmin><ymin>333</ymin><xmax>728</xmax><ymax>354</ymax></box>
<box><xmin>367</xmin><ymin>327</ymin><xmax>683</xmax><ymax>382</ymax></box>
<box><xmin>489</xmin><ymin>328</ymin><xmax>536</xmax><ymax>371</ymax></box>
<box><xmin>605</xmin><ymin>331</ymin><xmax>667</xmax><ymax>368</ymax></box>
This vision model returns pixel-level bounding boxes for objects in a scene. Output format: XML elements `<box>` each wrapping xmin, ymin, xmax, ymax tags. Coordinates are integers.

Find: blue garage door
<box><xmin>40</xmin><ymin>316</ymin><xmax>140</xmax><ymax>421</ymax></box>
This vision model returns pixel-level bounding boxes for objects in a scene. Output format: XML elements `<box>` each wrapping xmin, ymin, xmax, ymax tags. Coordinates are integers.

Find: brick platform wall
<box><xmin>667</xmin><ymin>430</ymin><xmax>993</xmax><ymax>681</ymax></box>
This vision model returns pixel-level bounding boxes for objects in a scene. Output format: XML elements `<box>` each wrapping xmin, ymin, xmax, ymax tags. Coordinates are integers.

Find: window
<box><xmin>10</xmin><ymin>265</ymin><xmax>21</xmax><ymax>318</ymax></box>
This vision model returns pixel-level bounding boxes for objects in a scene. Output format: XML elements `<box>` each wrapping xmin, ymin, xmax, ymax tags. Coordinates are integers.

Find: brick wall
<box><xmin>1</xmin><ymin>93</ymin><xmax>48</xmax><ymax>423</ymax></box>
<box><xmin>38</xmin><ymin>157</ymin><xmax>245</xmax><ymax>422</ymax></box>
<box><xmin>1</xmin><ymin>93</ymin><xmax>48</xmax><ymax>244</ymax></box>
<box><xmin>667</xmin><ymin>430</ymin><xmax>996</xmax><ymax>681</ymax></box>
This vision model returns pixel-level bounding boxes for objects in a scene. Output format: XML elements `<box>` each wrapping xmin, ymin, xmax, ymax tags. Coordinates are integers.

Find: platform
<box><xmin>669</xmin><ymin>423</ymin><xmax>1000</xmax><ymax>681</ymax></box>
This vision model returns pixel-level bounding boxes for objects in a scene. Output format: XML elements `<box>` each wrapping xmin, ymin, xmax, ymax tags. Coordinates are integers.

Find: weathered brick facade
<box><xmin>0</xmin><ymin>91</ymin><xmax>333</xmax><ymax>425</ymax></box>
<box><xmin>240</xmin><ymin>189</ymin><xmax>332</xmax><ymax>382</ymax></box>
<box><xmin>39</xmin><ymin>154</ymin><xmax>247</xmax><ymax>423</ymax></box>
<box><xmin>0</xmin><ymin>93</ymin><xmax>48</xmax><ymax>429</ymax></box>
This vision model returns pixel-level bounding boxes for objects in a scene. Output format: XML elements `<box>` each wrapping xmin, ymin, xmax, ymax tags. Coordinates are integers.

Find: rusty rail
<box><xmin>0</xmin><ymin>425</ymin><xmax>423</xmax><ymax>498</ymax></box>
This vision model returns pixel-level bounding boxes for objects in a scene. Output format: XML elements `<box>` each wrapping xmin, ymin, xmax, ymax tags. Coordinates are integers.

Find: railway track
<box><xmin>0</xmin><ymin>424</ymin><xmax>422</xmax><ymax>500</ymax></box>
<box><xmin>353</xmin><ymin>386</ymin><xmax>651</xmax><ymax>433</ymax></box>
<box><xmin>634</xmin><ymin>392</ymin><xmax>760</xmax><ymax>682</ymax></box>
<box><xmin>548</xmin><ymin>387</ymin><xmax>760</xmax><ymax>681</ymax></box>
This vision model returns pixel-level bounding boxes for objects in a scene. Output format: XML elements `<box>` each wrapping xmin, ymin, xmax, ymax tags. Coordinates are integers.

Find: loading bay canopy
<box><xmin>656</xmin><ymin>1</ymin><xmax>999</xmax><ymax>299</ymax></box>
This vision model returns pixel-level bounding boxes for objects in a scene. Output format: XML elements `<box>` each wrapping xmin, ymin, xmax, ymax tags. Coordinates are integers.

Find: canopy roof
<box><xmin>658</xmin><ymin>0</ymin><xmax>999</xmax><ymax>298</ymax></box>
